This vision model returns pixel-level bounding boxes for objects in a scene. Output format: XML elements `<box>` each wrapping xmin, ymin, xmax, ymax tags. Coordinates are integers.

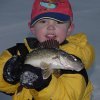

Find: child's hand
<box><xmin>20</xmin><ymin>64</ymin><xmax>52</xmax><ymax>91</ymax></box>
<box><xmin>3</xmin><ymin>55</ymin><xmax>23</xmax><ymax>84</ymax></box>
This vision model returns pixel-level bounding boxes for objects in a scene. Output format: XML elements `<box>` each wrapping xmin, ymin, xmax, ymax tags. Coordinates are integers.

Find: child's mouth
<box><xmin>45</xmin><ymin>34</ymin><xmax>56</xmax><ymax>40</ymax></box>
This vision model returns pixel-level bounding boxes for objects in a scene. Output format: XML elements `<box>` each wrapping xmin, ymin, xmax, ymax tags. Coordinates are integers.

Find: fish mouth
<box><xmin>45</xmin><ymin>34</ymin><xmax>56</xmax><ymax>40</ymax></box>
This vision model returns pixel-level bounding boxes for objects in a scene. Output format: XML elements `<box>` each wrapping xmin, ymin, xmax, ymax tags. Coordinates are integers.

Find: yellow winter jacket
<box><xmin>0</xmin><ymin>33</ymin><xmax>95</xmax><ymax>100</ymax></box>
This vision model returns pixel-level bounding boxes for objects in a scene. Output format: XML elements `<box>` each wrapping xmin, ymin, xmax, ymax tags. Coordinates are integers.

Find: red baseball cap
<box><xmin>30</xmin><ymin>0</ymin><xmax>73</xmax><ymax>26</ymax></box>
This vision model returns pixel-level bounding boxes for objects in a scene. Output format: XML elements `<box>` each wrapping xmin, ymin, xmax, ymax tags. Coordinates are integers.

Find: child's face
<box><xmin>30</xmin><ymin>19</ymin><xmax>71</xmax><ymax>44</ymax></box>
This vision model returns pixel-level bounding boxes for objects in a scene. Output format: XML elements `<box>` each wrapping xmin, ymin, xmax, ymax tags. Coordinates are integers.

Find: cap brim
<box><xmin>31</xmin><ymin>12</ymin><xmax>70</xmax><ymax>26</ymax></box>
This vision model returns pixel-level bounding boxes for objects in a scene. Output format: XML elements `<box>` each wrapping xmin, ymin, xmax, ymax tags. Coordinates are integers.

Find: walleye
<box><xmin>24</xmin><ymin>48</ymin><xmax>84</xmax><ymax>79</ymax></box>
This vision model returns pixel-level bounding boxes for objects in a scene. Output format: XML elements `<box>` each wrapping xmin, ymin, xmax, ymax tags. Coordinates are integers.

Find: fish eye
<box><xmin>68</xmin><ymin>54</ymin><xmax>78</xmax><ymax>62</ymax></box>
<box><xmin>70</xmin><ymin>54</ymin><xmax>82</xmax><ymax>62</ymax></box>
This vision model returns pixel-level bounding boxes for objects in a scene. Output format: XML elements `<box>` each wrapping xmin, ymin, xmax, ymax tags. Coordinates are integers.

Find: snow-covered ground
<box><xmin>0</xmin><ymin>0</ymin><xmax>100</xmax><ymax>99</ymax></box>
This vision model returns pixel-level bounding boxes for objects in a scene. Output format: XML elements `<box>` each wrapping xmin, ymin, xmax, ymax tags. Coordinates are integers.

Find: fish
<box><xmin>24</xmin><ymin>48</ymin><xmax>84</xmax><ymax>79</ymax></box>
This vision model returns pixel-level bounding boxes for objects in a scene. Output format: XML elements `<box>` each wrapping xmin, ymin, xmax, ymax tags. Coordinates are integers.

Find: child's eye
<box><xmin>56</xmin><ymin>21</ymin><xmax>64</xmax><ymax>24</ymax></box>
<box><xmin>38</xmin><ymin>20</ymin><xmax>46</xmax><ymax>23</ymax></box>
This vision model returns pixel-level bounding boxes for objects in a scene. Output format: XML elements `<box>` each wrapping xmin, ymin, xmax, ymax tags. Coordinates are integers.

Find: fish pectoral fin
<box><xmin>40</xmin><ymin>62</ymin><xmax>50</xmax><ymax>69</ymax></box>
<box><xmin>42</xmin><ymin>68</ymin><xmax>53</xmax><ymax>79</ymax></box>
<box><xmin>40</xmin><ymin>62</ymin><xmax>53</xmax><ymax>79</ymax></box>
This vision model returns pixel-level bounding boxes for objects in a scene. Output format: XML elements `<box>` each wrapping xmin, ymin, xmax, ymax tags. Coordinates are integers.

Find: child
<box><xmin>0</xmin><ymin>0</ymin><xmax>94</xmax><ymax>100</ymax></box>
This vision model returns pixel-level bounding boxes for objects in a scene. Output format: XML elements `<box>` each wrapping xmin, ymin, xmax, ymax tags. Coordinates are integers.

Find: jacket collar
<box><xmin>25</xmin><ymin>37</ymin><xmax>39</xmax><ymax>49</ymax></box>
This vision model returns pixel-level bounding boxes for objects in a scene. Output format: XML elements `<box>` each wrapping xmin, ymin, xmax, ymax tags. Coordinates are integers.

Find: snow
<box><xmin>0</xmin><ymin>0</ymin><xmax>100</xmax><ymax>99</ymax></box>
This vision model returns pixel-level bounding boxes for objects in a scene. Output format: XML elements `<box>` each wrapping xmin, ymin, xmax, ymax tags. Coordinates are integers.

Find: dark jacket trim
<box><xmin>60</xmin><ymin>68</ymin><xmax>88</xmax><ymax>86</ymax></box>
<box><xmin>25</xmin><ymin>37</ymin><xmax>39</xmax><ymax>49</ymax></box>
<box><xmin>16</xmin><ymin>43</ymin><xmax>29</xmax><ymax>59</ymax></box>
<box><xmin>7</xmin><ymin>43</ymin><xmax>29</xmax><ymax>57</ymax></box>
<box><xmin>7</xmin><ymin>38</ymin><xmax>38</xmax><ymax>56</ymax></box>
<box><xmin>7</xmin><ymin>46</ymin><xmax>17</xmax><ymax>55</ymax></box>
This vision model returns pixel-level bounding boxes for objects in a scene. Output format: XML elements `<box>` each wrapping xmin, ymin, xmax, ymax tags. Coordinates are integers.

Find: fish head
<box><xmin>69</xmin><ymin>54</ymin><xmax>84</xmax><ymax>70</ymax></box>
<box><xmin>55</xmin><ymin>50</ymin><xmax>84</xmax><ymax>71</ymax></box>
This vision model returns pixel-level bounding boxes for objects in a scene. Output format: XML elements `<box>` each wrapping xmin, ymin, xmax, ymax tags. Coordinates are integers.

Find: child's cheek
<box><xmin>56</xmin><ymin>27</ymin><xmax>68</xmax><ymax>43</ymax></box>
<box><xmin>36</xmin><ymin>28</ymin><xmax>46</xmax><ymax>36</ymax></box>
<box><xmin>56</xmin><ymin>26</ymin><xmax>67</xmax><ymax>36</ymax></box>
<box><xmin>34</xmin><ymin>27</ymin><xmax>47</xmax><ymax>42</ymax></box>
<box><xmin>35</xmin><ymin>24</ymin><xmax>46</xmax><ymax>33</ymax></box>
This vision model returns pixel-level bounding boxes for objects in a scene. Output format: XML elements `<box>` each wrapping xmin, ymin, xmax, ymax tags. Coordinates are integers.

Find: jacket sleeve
<box><xmin>0</xmin><ymin>49</ymin><xmax>19</xmax><ymax>95</ymax></box>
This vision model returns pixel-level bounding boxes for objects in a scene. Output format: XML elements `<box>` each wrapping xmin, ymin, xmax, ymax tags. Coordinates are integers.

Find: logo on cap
<box><xmin>40</xmin><ymin>0</ymin><xmax>57</xmax><ymax>9</ymax></box>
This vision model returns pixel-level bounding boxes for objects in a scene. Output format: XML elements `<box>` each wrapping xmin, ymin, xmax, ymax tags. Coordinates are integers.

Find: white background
<box><xmin>0</xmin><ymin>0</ymin><xmax>100</xmax><ymax>99</ymax></box>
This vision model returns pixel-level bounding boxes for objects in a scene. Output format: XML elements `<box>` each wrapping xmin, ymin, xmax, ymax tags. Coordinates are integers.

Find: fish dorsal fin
<box><xmin>37</xmin><ymin>40</ymin><xmax>59</xmax><ymax>49</ymax></box>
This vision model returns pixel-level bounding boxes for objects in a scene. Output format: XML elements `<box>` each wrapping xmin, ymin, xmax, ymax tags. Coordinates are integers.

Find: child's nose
<box><xmin>47</xmin><ymin>25</ymin><xmax>55</xmax><ymax>30</ymax></box>
<box><xmin>47</xmin><ymin>20</ymin><xmax>56</xmax><ymax>30</ymax></box>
